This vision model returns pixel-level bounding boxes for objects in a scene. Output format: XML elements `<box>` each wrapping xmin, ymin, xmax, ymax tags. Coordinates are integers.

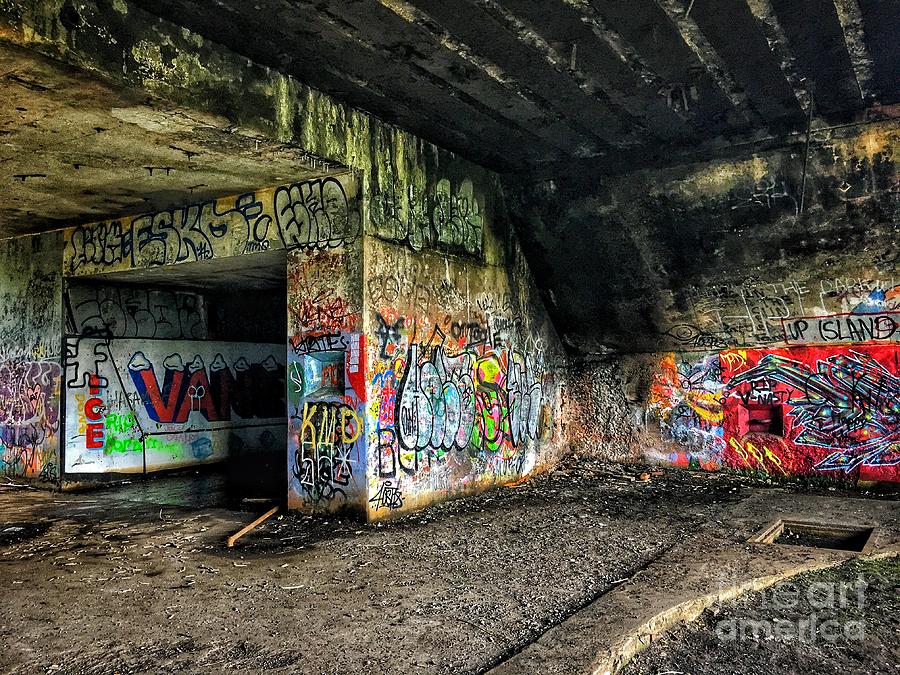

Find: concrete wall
<box><xmin>55</xmin><ymin>173</ymin><xmax>359</xmax><ymax>482</ymax></box>
<box><xmin>0</xmin><ymin>2</ymin><xmax>571</xmax><ymax>510</ymax></box>
<box><xmin>551</xmin><ymin>121</ymin><xmax>899</xmax><ymax>485</ymax></box>
<box><xmin>514</xmin><ymin>119</ymin><xmax>899</xmax><ymax>355</ymax></box>
<box><xmin>363</xmin><ymin>173</ymin><xmax>567</xmax><ymax>520</ymax></box>
<box><xmin>284</xmin><ymin>162</ymin><xmax>568</xmax><ymax>519</ymax></box>
<box><xmin>569</xmin><ymin>343</ymin><xmax>900</xmax><ymax>485</ymax></box>
<box><xmin>0</xmin><ymin>231</ymin><xmax>63</xmax><ymax>484</ymax></box>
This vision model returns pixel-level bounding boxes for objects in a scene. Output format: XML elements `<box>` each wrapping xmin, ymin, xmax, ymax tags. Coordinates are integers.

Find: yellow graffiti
<box><xmin>720</xmin><ymin>350</ymin><xmax>747</xmax><ymax>369</ymax></box>
<box><xmin>300</xmin><ymin>402</ymin><xmax>362</xmax><ymax>446</ymax></box>
<box><xmin>684</xmin><ymin>391</ymin><xmax>723</xmax><ymax>424</ymax></box>
<box><xmin>728</xmin><ymin>437</ymin><xmax>787</xmax><ymax>475</ymax></box>
<box><xmin>649</xmin><ymin>354</ymin><xmax>723</xmax><ymax>424</ymax></box>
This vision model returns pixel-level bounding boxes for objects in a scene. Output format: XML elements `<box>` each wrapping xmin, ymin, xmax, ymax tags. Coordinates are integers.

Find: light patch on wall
<box><xmin>851</xmin><ymin>128</ymin><xmax>890</xmax><ymax>159</ymax></box>
<box><xmin>663</xmin><ymin>155</ymin><xmax>771</xmax><ymax>198</ymax></box>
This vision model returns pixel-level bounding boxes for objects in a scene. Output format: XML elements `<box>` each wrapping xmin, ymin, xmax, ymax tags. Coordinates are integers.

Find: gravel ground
<box><xmin>621</xmin><ymin>556</ymin><xmax>900</xmax><ymax>675</ymax></box>
<box><xmin>0</xmin><ymin>459</ymin><xmax>893</xmax><ymax>675</ymax></box>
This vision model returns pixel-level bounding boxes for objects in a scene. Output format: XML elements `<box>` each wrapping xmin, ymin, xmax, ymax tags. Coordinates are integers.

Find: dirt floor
<box><xmin>0</xmin><ymin>460</ymin><xmax>896</xmax><ymax>674</ymax></box>
<box><xmin>620</xmin><ymin>556</ymin><xmax>900</xmax><ymax>675</ymax></box>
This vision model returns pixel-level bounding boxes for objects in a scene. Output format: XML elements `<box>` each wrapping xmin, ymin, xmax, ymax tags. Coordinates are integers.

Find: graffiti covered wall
<box><xmin>364</xmin><ymin>218</ymin><xmax>566</xmax><ymax>520</ymax></box>
<box><xmin>640</xmin><ymin>344</ymin><xmax>900</xmax><ymax>483</ymax></box>
<box><xmin>512</xmin><ymin>119</ymin><xmax>900</xmax><ymax>356</ymax></box>
<box><xmin>63</xmin><ymin>338</ymin><xmax>285</xmax><ymax>474</ymax></box>
<box><xmin>0</xmin><ymin>232</ymin><xmax>63</xmax><ymax>483</ymax></box>
<box><xmin>63</xmin><ymin>173</ymin><xmax>361</xmax><ymax>276</ymax></box>
<box><xmin>552</xmin><ymin>121</ymin><xmax>900</xmax><ymax>486</ymax></box>
<box><xmin>286</xmin><ymin>243</ymin><xmax>366</xmax><ymax>513</ymax></box>
<box><xmin>567</xmin><ymin>341</ymin><xmax>900</xmax><ymax>485</ymax></box>
<box><xmin>65</xmin><ymin>281</ymin><xmax>208</xmax><ymax>339</ymax></box>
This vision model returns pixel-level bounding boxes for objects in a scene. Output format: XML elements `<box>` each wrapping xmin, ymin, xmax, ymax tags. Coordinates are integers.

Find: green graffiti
<box><xmin>105</xmin><ymin>434</ymin><xmax>142</xmax><ymax>454</ymax></box>
<box><xmin>106</xmin><ymin>412</ymin><xmax>136</xmax><ymax>434</ymax></box>
<box><xmin>145</xmin><ymin>437</ymin><xmax>184</xmax><ymax>455</ymax></box>
<box><xmin>103</xmin><ymin>433</ymin><xmax>183</xmax><ymax>456</ymax></box>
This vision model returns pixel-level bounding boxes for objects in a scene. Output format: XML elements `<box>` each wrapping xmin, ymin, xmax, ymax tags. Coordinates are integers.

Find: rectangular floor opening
<box><xmin>751</xmin><ymin>519</ymin><xmax>876</xmax><ymax>552</ymax></box>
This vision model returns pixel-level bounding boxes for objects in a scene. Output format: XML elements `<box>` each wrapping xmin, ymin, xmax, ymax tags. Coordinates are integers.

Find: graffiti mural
<box><xmin>647</xmin><ymin>353</ymin><xmax>725</xmax><ymax>470</ymax></box>
<box><xmin>292</xmin><ymin>401</ymin><xmax>363</xmax><ymax>503</ymax></box>
<box><xmin>722</xmin><ymin>347</ymin><xmax>900</xmax><ymax>479</ymax></box>
<box><xmin>0</xmin><ymin>358</ymin><xmax>61</xmax><ymax>481</ymax></box>
<box><xmin>382</xmin><ymin>340</ymin><xmax>543</xmax><ymax>475</ymax></box>
<box><xmin>666</xmin><ymin>277</ymin><xmax>900</xmax><ymax>351</ymax></box>
<box><xmin>275</xmin><ymin>179</ymin><xmax>361</xmax><ymax>251</ymax></box>
<box><xmin>288</xmin><ymin>250</ymin><xmax>361</xmax><ymax>343</ymax></box>
<box><xmin>363</xmin><ymin>231</ymin><xmax>563</xmax><ymax>519</ymax></box>
<box><xmin>646</xmin><ymin>345</ymin><xmax>900</xmax><ymax>483</ymax></box>
<box><xmin>64</xmin><ymin>175</ymin><xmax>360</xmax><ymax>276</ymax></box>
<box><xmin>64</xmin><ymin>339</ymin><xmax>285</xmax><ymax>473</ymax></box>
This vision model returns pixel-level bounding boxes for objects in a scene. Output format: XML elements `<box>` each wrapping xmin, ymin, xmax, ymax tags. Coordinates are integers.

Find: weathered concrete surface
<box><xmin>620</xmin><ymin>555</ymin><xmax>900</xmax><ymax>674</ymax></box>
<box><xmin>491</xmin><ymin>490</ymin><xmax>900</xmax><ymax>674</ymax></box>
<box><xmin>544</xmin><ymin>119</ymin><xmax>899</xmax><ymax>488</ymax></box>
<box><xmin>0</xmin><ymin>232</ymin><xmax>62</xmax><ymax>484</ymax></box>
<box><xmin>512</xmin><ymin>118</ymin><xmax>900</xmax><ymax>357</ymax></box>
<box><xmin>0</xmin><ymin>41</ymin><xmax>337</xmax><ymax>237</ymax></box>
<box><xmin>360</xmin><ymin>233</ymin><xmax>567</xmax><ymax>521</ymax></box>
<box><xmin>115</xmin><ymin>0</ymin><xmax>900</xmax><ymax>171</ymax></box>
<box><xmin>0</xmin><ymin>0</ymin><xmax>498</xmax><ymax>242</ymax></box>
<box><xmin>0</xmin><ymin>459</ymin><xmax>896</xmax><ymax>673</ymax></box>
<box><xmin>567</xmin><ymin>345</ymin><xmax>900</xmax><ymax>486</ymax></box>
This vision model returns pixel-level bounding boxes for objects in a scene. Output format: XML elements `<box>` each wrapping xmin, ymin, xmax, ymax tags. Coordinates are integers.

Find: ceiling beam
<box><xmin>387</xmin><ymin>0</ymin><xmax>649</xmax><ymax>152</ymax></box>
<box><xmin>561</xmin><ymin>0</ymin><xmax>666</xmax><ymax>91</ymax></box>
<box><xmin>744</xmin><ymin>0</ymin><xmax>812</xmax><ymax>111</ymax></box>
<box><xmin>832</xmin><ymin>0</ymin><xmax>878</xmax><ymax>104</ymax></box>
<box><xmin>465</xmin><ymin>0</ymin><xmax>662</xmax><ymax>144</ymax></box>
<box><xmin>323</xmin><ymin>0</ymin><xmax>617</xmax><ymax>157</ymax></box>
<box><xmin>514</xmin><ymin>114</ymin><xmax>900</xmax><ymax>183</ymax></box>
<box><xmin>653</xmin><ymin>0</ymin><xmax>757</xmax><ymax>125</ymax></box>
<box><xmin>293</xmin><ymin>0</ymin><xmax>580</xmax><ymax>155</ymax></box>
<box><xmin>496</xmin><ymin>0</ymin><xmax>696</xmax><ymax>142</ymax></box>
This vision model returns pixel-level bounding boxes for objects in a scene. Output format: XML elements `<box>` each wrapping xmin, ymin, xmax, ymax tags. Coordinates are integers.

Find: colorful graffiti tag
<box><xmin>647</xmin><ymin>345</ymin><xmax>900</xmax><ymax>482</ymax></box>
<box><xmin>367</xmin><ymin>305</ymin><xmax>554</xmax><ymax>519</ymax></box>
<box><xmin>722</xmin><ymin>347</ymin><xmax>900</xmax><ymax>479</ymax></box>
<box><xmin>0</xmin><ymin>358</ymin><xmax>60</xmax><ymax>481</ymax></box>
<box><xmin>65</xmin><ymin>339</ymin><xmax>285</xmax><ymax>473</ymax></box>
<box><xmin>374</xmin><ymin>339</ymin><xmax>544</xmax><ymax>479</ymax></box>
<box><xmin>647</xmin><ymin>353</ymin><xmax>725</xmax><ymax>470</ymax></box>
<box><xmin>128</xmin><ymin>352</ymin><xmax>283</xmax><ymax>423</ymax></box>
<box><xmin>286</xmin><ymin>248</ymin><xmax>366</xmax><ymax>512</ymax></box>
<box><xmin>292</xmin><ymin>401</ymin><xmax>363</xmax><ymax>504</ymax></box>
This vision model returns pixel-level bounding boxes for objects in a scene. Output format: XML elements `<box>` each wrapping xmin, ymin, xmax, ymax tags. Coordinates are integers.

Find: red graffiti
<box><xmin>85</xmin><ymin>373</ymin><xmax>105</xmax><ymax>449</ymax></box>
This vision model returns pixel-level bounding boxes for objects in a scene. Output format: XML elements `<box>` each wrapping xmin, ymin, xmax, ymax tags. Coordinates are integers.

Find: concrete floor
<box><xmin>0</xmin><ymin>461</ymin><xmax>897</xmax><ymax>674</ymax></box>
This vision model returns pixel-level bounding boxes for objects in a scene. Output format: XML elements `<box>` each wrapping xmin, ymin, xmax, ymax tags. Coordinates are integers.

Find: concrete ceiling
<box><xmin>127</xmin><ymin>0</ymin><xmax>900</xmax><ymax>173</ymax></box>
<box><xmin>81</xmin><ymin>249</ymin><xmax>289</xmax><ymax>291</ymax></box>
<box><xmin>0</xmin><ymin>41</ymin><xmax>340</xmax><ymax>238</ymax></box>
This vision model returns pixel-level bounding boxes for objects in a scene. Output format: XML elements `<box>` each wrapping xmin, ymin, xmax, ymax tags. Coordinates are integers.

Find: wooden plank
<box><xmin>227</xmin><ymin>506</ymin><xmax>279</xmax><ymax>548</ymax></box>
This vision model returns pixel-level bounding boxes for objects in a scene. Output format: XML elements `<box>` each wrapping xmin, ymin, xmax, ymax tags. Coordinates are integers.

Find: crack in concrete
<box><xmin>475</xmin><ymin>542</ymin><xmax>677</xmax><ymax>675</ymax></box>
